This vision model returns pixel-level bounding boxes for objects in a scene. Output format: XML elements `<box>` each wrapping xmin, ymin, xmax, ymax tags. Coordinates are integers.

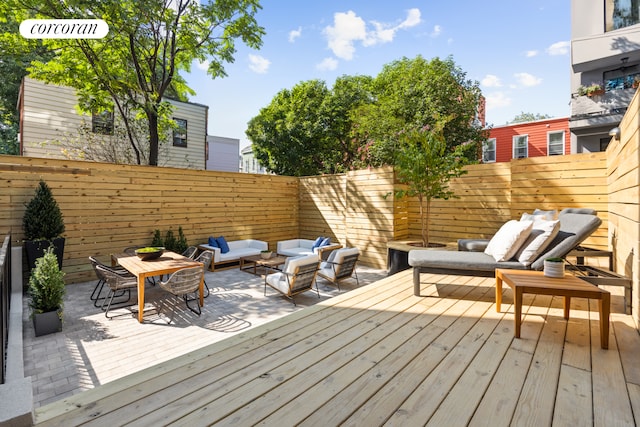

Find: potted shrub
<box><xmin>585</xmin><ymin>83</ymin><xmax>604</xmax><ymax>97</ymax></box>
<box><xmin>29</xmin><ymin>247</ymin><xmax>66</xmax><ymax>336</ymax></box>
<box><xmin>23</xmin><ymin>180</ymin><xmax>66</xmax><ymax>271</ymax></box>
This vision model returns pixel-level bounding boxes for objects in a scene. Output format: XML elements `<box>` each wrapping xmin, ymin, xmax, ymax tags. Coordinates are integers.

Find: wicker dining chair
<box><xmin>89</xmin><ymin>256</ymin><xmax>134</xmax><ymax>308</ymax></box>
<box><xmin>194</xmin><ymin>250</ymin><xmax>214</xmax><ymax>298</ymax></box>
<box><xmin>95</xmin><ymin>264</ymin><xmax>139</xmax><ymax>319</ymax></box>
<box><xmin>159</xmin><ymin>266</ymin><xmax>204</xmax><ymax>320</ymax></box>
<box><xmin>182</xmin><ymin>246</ymin><xmax>199</xmax><ymax>259</ymax></box>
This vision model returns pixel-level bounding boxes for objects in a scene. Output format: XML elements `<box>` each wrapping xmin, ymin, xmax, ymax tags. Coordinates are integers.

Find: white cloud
<box><xmin>430</xmin><ymin>25</ymin><xmax>442</xmax><ymax>38</ymax></box>
<box><xmin>196</xmin><ymin>60</ymin><xmax>209</xmax><ymax>71</ymax></box>
<box><xmin>317</xmin><ymin>57</ymin><xmax>338</xmax><ymax>71</ymax></box>
<box><xmin>525</xmin><ymin>50</ymin><xmax>538</xmax><ymax>57</ymax></box>
<box><xmin>248</xmin><ymin>54</ymin><xmax>270</xmax><ymax>74</ymax></box>
<box><xmin>547</xmin><ymin>41</ymin><xmax>569</xmax><ymax>55</ymax></box>
<box><xmin>514</xmin><ymin>72</ymin><xmax>542</xmax><ymax>87</ymax></box>
<box><xmin>482</xmin><ymin>74</ymin><xmax>502</xmax><ymax>87</ymax></box>
<box><xmin>323</xmin><ymin>8</ymin><xmax>422</xmax><ymax>60</ymax></box>
<box><xmin>289</xmin><ymin>27</ymin><xmax>302</xmax><ymax>43</ymax></box>
<box><xmin>323</xmin><ymin>11</ymin><xmax>367</xmax><ymax>60</ymax></box>
<box><xmin>485</xmin><ymin>92</ymin><xmax>511</xmax><ymax>110</ymax></box>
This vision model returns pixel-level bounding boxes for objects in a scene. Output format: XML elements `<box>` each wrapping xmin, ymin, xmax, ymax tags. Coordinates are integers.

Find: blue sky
<box><xmin>186</xmin><ymin>1</ymin><xmax>571</xmax><ymax>150</ymax></box>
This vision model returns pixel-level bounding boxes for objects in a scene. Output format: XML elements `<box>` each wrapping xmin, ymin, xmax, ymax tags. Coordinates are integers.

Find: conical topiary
<box><xmin>28</xmin><ymin>247</ymin><xmax>66</xmax><ymax>314</ymax></box>
<box><xmin>23</xmin><ymin>180</ymin><xmax>65</xmax><ymax>240</ymax></box>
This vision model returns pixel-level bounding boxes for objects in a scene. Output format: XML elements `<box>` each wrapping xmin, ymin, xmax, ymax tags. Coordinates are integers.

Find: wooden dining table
<box><xmin>112</xmin><ymin>251</ymin><xmax>204</xmax><ymax>323</ymax></box>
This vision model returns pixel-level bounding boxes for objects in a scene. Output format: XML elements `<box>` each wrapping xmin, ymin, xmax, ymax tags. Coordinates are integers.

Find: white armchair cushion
<box><xmin>319</xmin><ymin>247</ymin><xmax>359</xmax><ymax>279</ymax></box>
<box><xmin>484</xmin><ymin>220</ymin><xmax>533</xmax><ymax>262</ymax></box>
<box><xmin>266</xmin><ymin>254</ymin><xmax>318</xmax><ymax>295</ymax></box>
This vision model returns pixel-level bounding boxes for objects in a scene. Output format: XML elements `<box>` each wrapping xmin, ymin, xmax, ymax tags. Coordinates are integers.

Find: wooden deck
<box><xmin>33</xmin><ymin>269</ymin><xmax>640</xmax><ymax>426</ymax></box>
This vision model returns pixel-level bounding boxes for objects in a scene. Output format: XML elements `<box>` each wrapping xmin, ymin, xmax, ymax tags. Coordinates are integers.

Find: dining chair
<box><xmin>182</xmin><ymin>246</ymin><xmax>199</xmax><ymax>259</ymax></box>
<box><xmin>159</xmin><ymin>266</ymin><xmax>204</xmax><ymax>320</ymax></box>
<box><xmin>95</xmin><ymin>264</ymin><xmax>139</xmax><ymax>319</ymax></box>
<box><xmin>88</xmin><ymin>256</ymin><xmax>134</xmax><ymax>308</ymax></box>
<box><xmin>194</xmin><ymin>250</ymin><xmax>214</xmax><ymax>298</ymax></box>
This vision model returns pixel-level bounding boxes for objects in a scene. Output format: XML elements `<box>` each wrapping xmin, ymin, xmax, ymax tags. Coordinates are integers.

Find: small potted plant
<box><xmin>261</xmin><ymin>249</ymin><xmax>273</xmax><ymax>259</ymax></box>
<box><xmin>23</xmin><ymin>180</ymin><xmax>66</xmax><ymax>271</ymax></box>
<box><xmin>543</xmin><ymin>257</ymin><xmax>565</xmax><ymax>278</ymax></box>
<box><xmin>585</xmin><ymin>83</ymin><xmax>604</xmax><ymax>97</ymax></box>
<box><xmin>29</xmin><ymin>247</ymin><xmax>66</xmax><ymax>336</ymax></box>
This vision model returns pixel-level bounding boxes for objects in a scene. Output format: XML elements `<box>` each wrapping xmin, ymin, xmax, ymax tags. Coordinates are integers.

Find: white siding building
<box><xmin>240</xmin><ymin>145</ymin><xmax>268</xmax><ymax>174</ymax></box>
<box><xmin>206</xmin><ymin>135</ymin><xmax>239</xmax><ymax>172</ymax></box>
<box><xmin>18</xmin><ymin>77</ymin><xmax>208</xmax><ymax>169</ymax></box>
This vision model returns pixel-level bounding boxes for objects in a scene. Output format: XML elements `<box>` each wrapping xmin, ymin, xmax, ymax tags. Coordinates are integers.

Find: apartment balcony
<box><xmin>570</xmin><ymin>87</ymin><xmax>635</xmax><ymax>130</ymax></box>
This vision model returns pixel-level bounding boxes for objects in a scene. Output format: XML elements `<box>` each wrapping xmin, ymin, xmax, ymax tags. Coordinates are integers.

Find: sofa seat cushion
<box><xmin>279</xmin><ymin>247</ymin><xmax>315</xmax><ymax>257</ymax></box>
<box><xmin>219</xmin><ymin>247</ymin><xmax>261</xmax><ymax>262</ymax></box>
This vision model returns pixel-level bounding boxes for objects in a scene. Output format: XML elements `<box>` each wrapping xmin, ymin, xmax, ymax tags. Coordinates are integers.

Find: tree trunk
<box><xmin>146</xmin><ymin>108</ymin><xmax>159</xmax><ymax>166</ymax></box>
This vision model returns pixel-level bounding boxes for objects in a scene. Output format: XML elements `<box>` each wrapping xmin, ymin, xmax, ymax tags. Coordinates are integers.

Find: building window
<box><xmin>482</xmin><ymin>138</ymin><xmax>496</xmax><ymax>163</ymax></box>
<box><xmin>92</xmin><ymin>111</ymin><xmax>114</xmax><ymax>135</ymax></box>
<box><xmin>173</xmin><ymin>118</ymin><xmax>187</xmax><ymax>147</ymax></box>
<box><xmin>513</xmin><ymin>135</ymin><xmax>528</xmax><ymax>159</ymax></box>
<box><xmin>606</xmin><ymin>0</ymin><xmax>640</xmax><ymax>31</ymax></box>
<box><xmin>548</xmin><ymin>131</ymin><xmax>565</xmax><ymax>156</ymax></box>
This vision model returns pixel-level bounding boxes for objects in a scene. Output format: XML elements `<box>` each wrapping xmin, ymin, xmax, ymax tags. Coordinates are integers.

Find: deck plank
<box><xmin>32</xmin><ymin>269</ymin><xmax>640</xmax><ymax>427</ymax></box>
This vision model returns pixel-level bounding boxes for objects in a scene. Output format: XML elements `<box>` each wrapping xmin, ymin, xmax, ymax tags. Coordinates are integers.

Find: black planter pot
<box><xmin>25</xmin><ymin>237</ymin><xmax>65</xmax><ymax>271</ymax></box>
<box><xmin>33</xmin><ymin>309</ymin><xmax>62</xmax><ymax>337</ymax></box>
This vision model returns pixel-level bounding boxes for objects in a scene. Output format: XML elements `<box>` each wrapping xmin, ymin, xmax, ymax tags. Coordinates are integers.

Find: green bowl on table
<box><xmin>134</xmin><ymin>247</ymin><xmax>165</xmax><ymax>261</ymax></box>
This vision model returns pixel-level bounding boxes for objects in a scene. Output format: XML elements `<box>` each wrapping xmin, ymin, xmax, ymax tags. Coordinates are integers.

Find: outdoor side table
<box><xmin>495</xmin><ymin>268</ymin><xmax>610</xmax><ymax>349</ymax></box>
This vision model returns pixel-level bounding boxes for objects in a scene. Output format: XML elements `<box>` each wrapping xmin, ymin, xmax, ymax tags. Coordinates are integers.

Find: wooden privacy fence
<box><xmin>0</xmin><ymin>152</ymin><xmax>612</xmax><ymax>284</ymax></box>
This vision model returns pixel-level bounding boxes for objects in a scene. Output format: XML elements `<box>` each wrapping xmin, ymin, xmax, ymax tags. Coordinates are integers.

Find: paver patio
<box><xmin>23</xmin><ymin>265</ymin><xmax>386</xmax><ymax>408</ymax></box>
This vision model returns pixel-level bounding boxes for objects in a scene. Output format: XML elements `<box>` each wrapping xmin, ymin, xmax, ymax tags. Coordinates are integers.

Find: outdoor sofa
<box><xmin>277</xmin><ymin>238</ymin><xmax>342</xmax><ymax>260</ymax></box>
<box><xmin>409</xmin><ymin>208</ymin><xmax>602</xmax><ymax>295</ymax></box>
<box><xmin>198</xmin><ymin>238</ymin><xmax>267</xmax><ymax>271</ymax></box>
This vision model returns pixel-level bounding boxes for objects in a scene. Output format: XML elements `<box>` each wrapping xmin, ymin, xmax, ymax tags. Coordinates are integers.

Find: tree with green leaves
<box><xmin>354</xmin><ymin>55</ymin><xmax>486</xmax><ymax>166</ymax></box>
<box><xmin>392</xmin><ymin>115</ymin><xmax>471</xmax><ymax>246</ymax></box>
<box><xmin>247</xmin><ymin>75</ymin><xmax>374</xmax><ymax>176</ymax></box>
<box><xmin>0</xmin><ymin>13</ymin><xmax>53</xmax><ymax>155</ymax></box>
<box><xmin>509</xmin><ymin>111</ymin><xmax>552</xmax><ymax>124</ymax></box>
<box><xmin>2</xmin><ymin>0</ymin><xmax>265</xmax><ymax>166</ymax></box>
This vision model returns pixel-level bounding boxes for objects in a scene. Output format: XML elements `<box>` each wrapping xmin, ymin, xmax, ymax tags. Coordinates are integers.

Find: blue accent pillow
<box><xmin>312</xmin><ymin>236</ymin><xmax>324</xmax><ymax>249</ymax></box>
<box><xmin>208</xmin><ymin>236</ymin><xmax>219</xmax><ymax>248</ymax></box>
<box><xmin>217</xmin><ymin>236</ymin><xmax>230</xmax><ymax>254</ymax></box>
<box><xmin>320</xmin><ymin>237</ymin><xmax>331</xmax><ymax>247</ymax></box>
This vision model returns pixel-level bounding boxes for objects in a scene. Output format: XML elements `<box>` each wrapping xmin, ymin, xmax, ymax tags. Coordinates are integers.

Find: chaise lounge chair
<box><xmin>409</xmin><ymin>208</ymin><xmax>602</xmax><ymax>296</ymax></box>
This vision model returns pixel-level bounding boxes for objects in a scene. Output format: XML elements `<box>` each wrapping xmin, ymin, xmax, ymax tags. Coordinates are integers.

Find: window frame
<box><xmin>172</xmin><ymin>118</ymin><xmax>188</xmax><ymax>147</ymax></box>
<box><xmin>547</xmin><ymin>130</ymin><xmax>565</xmax><ymax>156</ymax></box>
<box><xmin>512</xmin><ymin>135</ymin><xmax>528</xmax><ymax>159</ymax></box>
<box><xmin>91</xmin><ymin>110</ymin><xmax>114</xmax><ymax>135</ymax></box>
<box><xmin>482</xmin><ymin>138</ymin><xmax>496</xmax><ymax>163</ymax></box>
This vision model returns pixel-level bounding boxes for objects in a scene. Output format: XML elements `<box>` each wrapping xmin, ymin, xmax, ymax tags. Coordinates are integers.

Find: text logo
<box><xmin>20</xmin><ymin>19</ymin><xmax>108</xmax><ymax>39</ymax></box>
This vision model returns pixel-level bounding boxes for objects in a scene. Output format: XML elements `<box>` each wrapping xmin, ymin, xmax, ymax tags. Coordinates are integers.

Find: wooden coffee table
<box><xmin>240</xmin><ymin>254</ymin><xmax>287</xmax><ymax>275</ymax></box>
<box><xmin>495</xmin><ymin>268</ymin><xmax>610</xmax><ymax>349</ymax></box>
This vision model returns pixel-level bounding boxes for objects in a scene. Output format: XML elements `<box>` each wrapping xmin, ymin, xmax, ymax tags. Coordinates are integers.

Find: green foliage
<box><xmin>509</xmin><ymin>112</ymin><xmax>552</xmax><ymax>124</ymax></box>
<box><xmin>28</xmin><ymin>247</ymin><xmax>66</xmax><ymax>314</ymax></box>
<box><xmin>164</xmin><ymin>229</ymin><xmax>177</xmax><ymax>252</ymax></box>
<box><xmin>151</xmin><ymin>229</ymin><xmax>163</xmax><ymax>247</ymax></box>
<box><xmin>392</xmin><ymin>116</ymin><xmax>471</xmax><ymax>246</ymax></box>
<box><xmin>151</xmin><ymin>227</ymin><xmax>187</xmax><ymax>253</ymax></box>
<box><xmin>175</xmin><ymin>226</ymin><xmax>188</xmax><ymax>254</ymax></box>
<box><xmin>247</xmin><ymin>75</ymin><xmax>374</xmax><ymax>176</ymax></box>
<box><xmin>357</xmin><ymin>56</ymin><xmax>485</xmax><ymax>166</ymax></box>
<box><xmin>23</xmin><ymin>180</ymin><xmax>65</xmax><ymax>241</ymax></box>
<box><xmin>247</xmin><ymin>55</ymin><xmax>486</xmax><ymax>175</ymax></box>
<box><xmin>2</xmin><ymin>0</ymin><xmax>265</xmax><ymax>166</ymax></box>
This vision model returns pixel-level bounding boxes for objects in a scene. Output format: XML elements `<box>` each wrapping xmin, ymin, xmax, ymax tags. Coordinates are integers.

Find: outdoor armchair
<box><xmin>194</xmin><ymin>250</ymin><xmax>214</xmax><ymax>298</ymax></box>
<box><xmin>88</xmin><ymin>256</ymin><xmax>133</xmax><ymax>308</ymax></box>
<box><xmin>317</xmin><ymin>247</ymin><xmax>360</xmax><ymax>290</ymax></box>
<box><xmin>264</xmin><ymin>254</ymin><xmax>320</xmax><ymax>305</ymax></box>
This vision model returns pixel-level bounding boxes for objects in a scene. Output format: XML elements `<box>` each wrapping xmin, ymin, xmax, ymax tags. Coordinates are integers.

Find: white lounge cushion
<box><xmin>484</xmin><ymin>220</ymin><xmax>533</xmax><ymax>262</ymax></box>
<box><xmin>516</xmin><ymin>219</ymin><xmax>560</xmax><ymax>265</ymax></box>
